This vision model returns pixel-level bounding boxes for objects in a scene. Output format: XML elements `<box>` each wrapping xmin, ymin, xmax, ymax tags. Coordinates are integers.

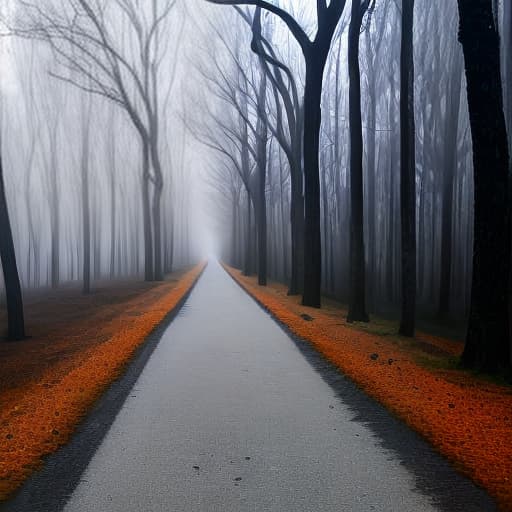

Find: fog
<box><xmin>0</xmin><ymin>0</ymin><xmax>511</xmax><ymax>365</ymax></box>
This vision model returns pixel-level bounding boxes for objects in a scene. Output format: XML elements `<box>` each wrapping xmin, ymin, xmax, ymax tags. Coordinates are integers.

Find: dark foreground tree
<box><xmin>0</xmin><ymin>141</ymin><xmax>25</xmax><ymax>340</ymax></box>
<box><xmin>399</xmin><ymin>0</ymin><xmax>417</xmax><ymax>337</ymax></box>
<box><xmin>254</xmin><ymin>19</ymin><xmax>269</xmax><ymax>286</ymax></box>
<box><xmin>209</xmin><ymin>0</ymin><xmax>349</xmax><ymax>307</ymax></box>
<box><xmin>347</xmin><ymin>0</ymin><xmax>373</xmax><ymax>323</ymax></box>
<box><xmin>457</xmin><ymin>0</ymin><xmax>511</xmax><ymax>372</ymax></box>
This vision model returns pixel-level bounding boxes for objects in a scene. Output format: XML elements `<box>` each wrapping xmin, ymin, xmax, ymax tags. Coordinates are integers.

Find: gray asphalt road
<box><xmin>63</xmin><ymin>262</ymin><xmax>496</xmax><ymax>512</ymax></box>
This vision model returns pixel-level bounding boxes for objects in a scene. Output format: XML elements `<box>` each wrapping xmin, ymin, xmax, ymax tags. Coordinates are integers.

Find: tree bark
<box><xmin>399</xmin><ymin>0</ymin><xmax>417</xmax><ymax>337</ymax></box>
<box><xmin>152</xmin><ymin>182</ymin><xmax>164</xmax><ymax>281</ymax></box>
<box><xmin>256</xmin><ymin>85</ymin><xmax>268</xmax><ymax>286</ymax></box>
<box><xmin>302</xmin><ymin>55</ymin><xmax>324</xmax><ymax>307</ymax></box>
<box><xmin>243</xmin><ymin>193</ymin><xmax>253</xmax><ymax>276</ymax></box>
<box><xmin>458</xmin><ymin>0</ymin><xmax>511</xmax><ymax>372</ymax></box>
<box><xmin>438</xmin><ymin>50</ymin><xmax>463</xmax><ymax>317</ymax></box>
<box><xmin>289</xmin><ymin>166</ymin><xmax>304</xmax><ymax>295</ymax></box>
<box><xmin>504</xmin><ymin>0</ymin><xmax>512</xmax><ymax>149</ymax></box>
<box><xmin>0</xmin><ymin>149</ymin><xmax>25</xmax><ymax>340</ymax></box>
<box><xmin>347</xmin><ymin>0</ymin><xmax>369</xmax><ymax>323</ymax></box>
<box><xmin>141</xmin><ymin>137</ymin><xmax>154</xmax><ymax>281</ymax></box>
<box><xmin>81</xmin><ymin>98</ymin><xmax>92</xmax><ymax>295</ymax></box>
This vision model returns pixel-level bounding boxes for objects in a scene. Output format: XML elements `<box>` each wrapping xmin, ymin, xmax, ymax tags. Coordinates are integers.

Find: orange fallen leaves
<box><xmin>225</xmin><ymin>265</ymin><xmax>512</xmax><ymax>512</ymax></box>
<box><xmin>0</xmin><ymin>262</ymin><xmax>205</xmax><ymax>500</ymax></box>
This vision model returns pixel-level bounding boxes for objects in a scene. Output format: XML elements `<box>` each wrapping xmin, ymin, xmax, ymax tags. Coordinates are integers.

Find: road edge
<box><xmin>0</xmin><ymin>262</ymin><xmax>208</xmax><ymax>512</ymax></box>
<box><xmin>221</xmin><ymin>263</ymin><xmax>499</xmax><ymax>512</ymax></box>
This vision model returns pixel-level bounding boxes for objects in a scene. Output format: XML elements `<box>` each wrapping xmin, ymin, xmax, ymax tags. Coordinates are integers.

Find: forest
<box><xmin>196</xmin><ymin>0</ymin><xmax>512</xmax><ymax>374</ymax></box>
<box><xmin>0</xmin><ymin>1</ymin><xmax>511</xmax><ymax>511</ymax></box>
<box><xmin>0</xmin><ymin>0</ymin><xmax>511</xmax><ymax>374</ymax></box>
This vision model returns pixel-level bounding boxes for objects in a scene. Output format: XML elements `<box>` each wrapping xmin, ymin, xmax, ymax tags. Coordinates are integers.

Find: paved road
<box><xmin>62</xmin><ymin>262</ymin><xmax>495</xmax><ymax>512</ymax></box>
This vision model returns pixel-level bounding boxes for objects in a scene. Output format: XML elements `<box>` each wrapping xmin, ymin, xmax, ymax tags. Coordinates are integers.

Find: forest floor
<box><xmin>224</xmin><ymin>265</ymin><xmax>512</xmax><ymax>512</ymax></box>
<box><xmin>0</xmin><ymin>262</ymin><xmax>205</xmax><ymax>501</ymax></box>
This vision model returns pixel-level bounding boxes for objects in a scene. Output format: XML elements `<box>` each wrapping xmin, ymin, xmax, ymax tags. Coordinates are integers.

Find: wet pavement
<box><xmin>58</xmin><ymin>261</ymin><xmax>496</xmax><ymax>512</ymax></box>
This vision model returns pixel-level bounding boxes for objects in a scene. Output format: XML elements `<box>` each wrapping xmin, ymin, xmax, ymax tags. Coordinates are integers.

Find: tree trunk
<box><xmin>366</xmin><ymin>77</ymin><xmax>377</xmax><ymax>308</ymax></box>
<box><xmin>231</xmin><ymin>195</ymin><xmax>238</xmax><ymax>266</ymax></box>
<box><xmin>278</xmin><ymin>154</ymin><xmax>288</xmax><ymax>281</ymax></box>
<box><xmin>256</xmin><ymin>67</ymin><xmax>268</xmax><ymax>286</ymax></box>
<box><xmin>243</xmin><ymin>193</ymin><xmax>253</xmax><ymax>276</ymax></box>
<box><xmin>0</xmin><ymin>150</ymin><xmax>25</xmax><ymax>340</ymax></box>
<box><xmin>81</xmin><ymin>100</ymin><xmax>92</xmax><ymax>295</ymax></box>
<box><xmin>399</xmin><ymin>0</ymin><xmax>417</xmax><ymax>337</ymax></box>
<box><xmin>504</xmin><ymin>0</ymin><xmax>512</xmax><ymax>149</ymax></box>
<box><xmin>288</xmin><ymin>164</ymin><xmax>304</xmax><ymax>295</ymax></box>
<box><xmin>288</xmin><ymin>161</ymin><xmax>304</xmax><ymax>294</ymax></box>
<box><xmin>108</xmin><ymin>112</ymin><xmax>117</xmax><ymax>279</ymax></box>
<box><xmin>321</xmin><ymin>156</ymin><xmax>330</xmax><ymax>293</ymax></box>
<box><xmin>386</xmin><ymin>117</ymin><xmax>396</xmax><ymax>303</ymax></box>
<box><xmin>141</xmin><ymin>137</ymin><xmax>154</xmax><ymax>281</ymax></box>
<box><xmin>438</xmin><ymin>50</ymin><xmax>463</xmax><ymax>317</ymax></box>
<box><xmin>458</xmin><ymin>0</ymin><xmax>511</xmax><ymax>372</ymax></box>
<box><xmin>152</xmin><ymin>182</ymin><xmax>164</xmax><ymax>281</ymax></box>
<box><xmin>347</xmin><ymin>0</ymin><xmax>369</xmax><ymax>323</ymax></box>
<box><xmin>302</xmin><ymin>56</ymin><xmax>324</xmax><ymax>308</ymax></box>
<box><xmin>50</xmin><ymin>131</ymin><xmax>59</xmax><ymax>289</ymax></box>
<box><xmin>150</xmin><ymin>130</ymin><xmax>164</xmax><ymax>281</ymax></box>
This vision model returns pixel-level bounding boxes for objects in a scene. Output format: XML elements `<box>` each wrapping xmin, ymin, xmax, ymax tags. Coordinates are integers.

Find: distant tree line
<box><xmin>0</xmin><ymin>1</ymin><xmax>196</xmax><ymax>340</ymax></box>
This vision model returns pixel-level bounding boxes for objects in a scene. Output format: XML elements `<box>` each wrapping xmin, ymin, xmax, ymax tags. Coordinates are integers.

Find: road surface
<box><xmin>18</xmin><ymin>262</ymin><xmax>498</xmax><ymax>511</ymax></box>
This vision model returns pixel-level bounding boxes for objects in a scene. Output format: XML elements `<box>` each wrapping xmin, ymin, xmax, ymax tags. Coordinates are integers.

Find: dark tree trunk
<box><xmin>302</xmin><ymin>56</ymin><xmax>325</xmax><ymax>308</ymax></box>
<box><xmin>243</xmin><ymin>194</ymin><xmax>253</xmax><ymax>276</ymax></box>
<box><xmin>399</xmin><ymin>0</ymin><xmax>417</xmax><ymax>337</ymax></box>
<box><xmin>347</xmin><ymin>0</ymin><xmax>369</xmax><ymax>323</ymax></box>
<box><xmin>256</xmin><ymin>175</ymin><xmax>268</xmax><ymax>286</ymax></box>
<box><xmin>256</xmin><ymin>63</ymin><xmax>268</xmax><ymax>286</ymax></box>
<box><xmin>288</xmin><ymin>167</ymin><xmax>304</xmax><ymax>295</ymax></box>
<box><xmin>458</xmin><ymin>0</ymin><xmax>511</xmax><ymax>372</ymax></box>
<box><xmin>231</xmin><ymin>196</ymin><xmax>238</xmax><ymax>266</ymax></box>
<box><xmin>504</xmin><ymin>0</ymin><xmax>512</xmax><ymax>149</ymax></box>
<box><xmin>0</xmin><ymin>150</ymin><xmax>25</xmax><ymax>340</ymax></box>
<box><xmin>278</xmin><ymin>154</ymin><xmax>288</xmax><ymax>281</ymax></box>
<box><xmin>365</xmin><ymin>77</ymin><xmax>377</xmax><ymax>308</ymax></box>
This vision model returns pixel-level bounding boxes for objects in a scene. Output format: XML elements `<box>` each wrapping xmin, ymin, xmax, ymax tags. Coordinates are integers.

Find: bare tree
<box><xmin>242</xmin><ymin>6</ymin><xmax>305</xmax><ymax>295</ymax></box>
<box><xmin>208</xmin><ymin>0</ymin><xmax>349</xmax><ymax>307</ymax></box>
<box><xmin>16</xmin><ymin>0</ymin><xmax>179</xmax><ymax>281</ymax></box>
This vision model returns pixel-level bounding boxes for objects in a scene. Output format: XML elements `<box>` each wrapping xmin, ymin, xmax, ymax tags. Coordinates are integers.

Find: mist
<box><xmin>0</xmin><ymin>0</ymin><xmax>511</xmax><ymax>366</ymax></box>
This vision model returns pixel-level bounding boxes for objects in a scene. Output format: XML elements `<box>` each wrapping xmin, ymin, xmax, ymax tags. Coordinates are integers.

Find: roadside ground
<box><xmin>0</xmin><ymin>262</ymin><xmax>205</xmax><ymax>500</ymax></box>
<box><xmin>225</xmin><ymin>265</ymin><xmax>512</xmax><ymax>512</ymax></box>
